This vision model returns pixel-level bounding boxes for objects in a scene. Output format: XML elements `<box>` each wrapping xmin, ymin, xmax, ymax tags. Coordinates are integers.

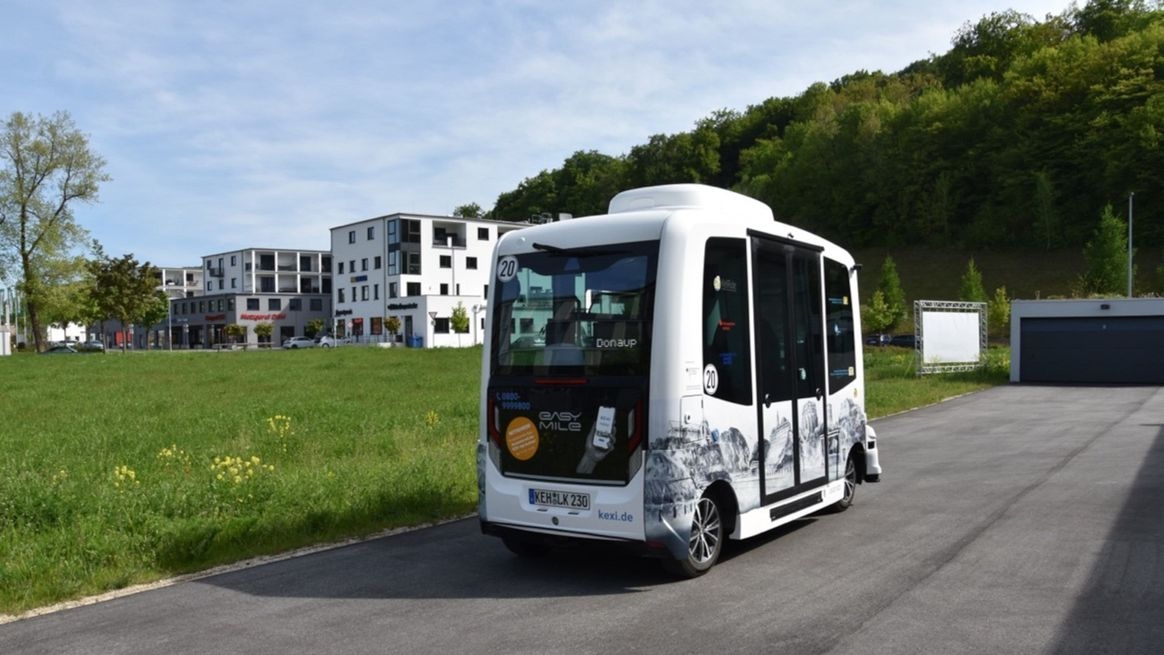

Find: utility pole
<box><xmin>1128</xmin><ymin>192</ymin><xmax>1135</xmax><ymax>298</ymax></box>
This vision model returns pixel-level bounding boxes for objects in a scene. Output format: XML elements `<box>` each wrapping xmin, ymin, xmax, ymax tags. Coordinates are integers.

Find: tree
<box><xmin>254</xmin><ymin>322</ymin><xmax>273</xmax><ymax>345</ymax></box>
<box><xmin>451</xmin><ymin>302</ymin><xmax>470</xmax><ymax>334</ymax></box>
<box><xmin>452</xmin><ymin>203</ymin><xmax>482</xmax><ymax>219</ymax></box>
<box><xmin>861</xmin><ymin>290</ymin><xmax>896</xmax><ymax>335</ymax></box>
<box><xmin>306</xmin><ymin>318</ymin><xmax>324</xmax><ymax>338</ymax></box>
<box><xmin>140</xmin><ymin>290</ymin><xmax>169</xmax><ymax>341</ymax></box>
<box><xmin>959</xmin><ymin>258</ymin><xmax>988</xmax><ymax>302</ymax></box>
<box><xmin>36</xmin><ymin>252</ymin><xmax>94</xmax><ymax>336</ymax></box>
<box><xmin>988</xmin><ymin>286</ymin><xmax>1011</xmax><ymax>340</ymax></box>
<box><xmin>88</xmin><ymin>254</ymin><xmax>161</xmax><ymax>351</ymax></box>
<box><xmin>1</xmin><ymin>111</ymin><xmax>109</xmax><ymax>351</ymax></box>
<box><xmin>877</xmin><ymin>256</ymin><xmax>908</xmax><ymax>331</ymax></box>
<box><xmin>385</xmin><ymin>315</ymin><xmax>401</xmax><ymax>339</ymax></box>
<box><xmin>1079</xmin><ymin>203</ymin><xmax>1131</xmax><ymax>295</ymax></box>
<box><xmin>224</xmin><ymin>323</ymin><xmax>246</xmax><ymax>344</ymax></box>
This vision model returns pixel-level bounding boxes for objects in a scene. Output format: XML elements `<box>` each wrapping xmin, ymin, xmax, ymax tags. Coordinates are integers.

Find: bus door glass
<box><xmin>752</xmin><ymin>237</ymin><xmax>826</xmax><ymax>505</ymax></box>
<box><xmin>791</xmin><ymin>248</ymin><xmax>826</xmax><ymax>487</ymax></box>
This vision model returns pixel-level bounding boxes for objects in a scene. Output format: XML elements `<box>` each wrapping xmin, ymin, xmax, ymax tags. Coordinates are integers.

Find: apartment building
<box><xmin>167</xmin><ymin>248</ymin><xmax>332</xmax><ymax>348</ymax></box>
<box><xmin>329</xmin><ymin>213</ymin><xmax>527</xmax><ymax>347</ymax></box>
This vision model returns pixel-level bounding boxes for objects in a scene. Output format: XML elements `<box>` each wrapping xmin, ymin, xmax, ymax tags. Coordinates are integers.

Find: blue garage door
<box><xmin>1020</xmin><ymin>316</ymin><xmax>1164</xmax><ymax>384</ymax></box>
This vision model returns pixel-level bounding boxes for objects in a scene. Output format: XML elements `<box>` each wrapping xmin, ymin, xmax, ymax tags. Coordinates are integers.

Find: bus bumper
<box><xmin>864</xmin><ymin>424</ymin><xmax>882</xmax><ymax>482</ymax></box>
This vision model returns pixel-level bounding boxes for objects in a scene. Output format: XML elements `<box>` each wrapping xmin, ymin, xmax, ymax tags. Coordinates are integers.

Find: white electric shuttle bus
<box><xmin>477</xmin><ymin>184</ymin><xmax>881</xmax><ymax>576</ymax></box>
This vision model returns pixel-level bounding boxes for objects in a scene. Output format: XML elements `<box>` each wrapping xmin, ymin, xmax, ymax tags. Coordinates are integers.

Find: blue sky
<box><xmin>3</xmin><ymin>0</ymin><xmax>1070</xmax><ymax>268</ymax></box>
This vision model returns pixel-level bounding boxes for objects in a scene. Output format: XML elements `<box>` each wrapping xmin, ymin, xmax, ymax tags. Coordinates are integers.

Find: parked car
<box><xmin>282</xmin><ymin>336</ymin><xmax>315</xmax><ymax>349</ymax></box>
<box><xmin>864</xmin><ymin>334</ymin><xmax>891</xmax><ymax>347</ymax></box>
<box><xmin>315</xmin><ymin>335</ymin><xmax>349</xmax><ymax>347</ymax></box>
<box><xmin>41</xmin><ymin>345</ymin><xmax>79</xmax><ymax>355</ymax></box>
<box><xmin>890</xmin><ymin>334</ymin><xmax>917</xmax><ymax>348</ymax></box>
<box><xmin>79</xmin><ymin>339</ymin><xmax>105</xmax><ymax>352</ymax></box>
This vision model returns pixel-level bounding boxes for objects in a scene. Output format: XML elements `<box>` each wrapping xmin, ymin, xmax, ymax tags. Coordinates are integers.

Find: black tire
<box><xmin>663</xmin><ymin>493</ymin><xmax>724</xmax><ymax>578</ymax></box>
<box><xmin>502</xmin><ymin>536</ymin><xmax>550</xmax><ymax>558</ymax></box>
<box><xmin>828</xmin><ymin>453</ymin><xmax>858</xmax><ymax>513</ymax></box>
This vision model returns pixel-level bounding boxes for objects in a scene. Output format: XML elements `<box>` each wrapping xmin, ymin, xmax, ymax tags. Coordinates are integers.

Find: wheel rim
<box><xmin>843</xmin><ymin>457</ymin><xmax>857</xmax><ymax>503</ymax></box>
<box><xmin>688</xmin><ymin>497</ymin><xmax>722</xmax><ymax>564</ymax></box>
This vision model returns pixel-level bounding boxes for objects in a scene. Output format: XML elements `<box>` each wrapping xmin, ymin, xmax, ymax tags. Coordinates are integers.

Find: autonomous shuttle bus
<box><xmin>477</xmin><ymin>184</ymin><xmax>881</xmax><ymax>576</ymax></box>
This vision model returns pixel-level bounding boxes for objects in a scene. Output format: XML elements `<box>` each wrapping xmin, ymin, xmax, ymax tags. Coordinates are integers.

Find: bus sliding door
<box><xmin>752</xmin><ymin>235</ymin><xmax>827</xmax><ymax>506</ymax></box>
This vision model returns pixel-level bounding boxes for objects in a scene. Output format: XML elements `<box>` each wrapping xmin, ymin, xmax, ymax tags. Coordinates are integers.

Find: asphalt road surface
<box><xmin>3</xmin><ymin>385</ymin><xmax>1162</xmax><ymax>654</ymax></box>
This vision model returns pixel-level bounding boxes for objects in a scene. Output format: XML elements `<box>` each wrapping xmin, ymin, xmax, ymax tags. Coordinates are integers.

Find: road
<box><xmin>2</xmin><ymin>385</ymin><xmax>1162</xmax><ymax>654</ymax></box>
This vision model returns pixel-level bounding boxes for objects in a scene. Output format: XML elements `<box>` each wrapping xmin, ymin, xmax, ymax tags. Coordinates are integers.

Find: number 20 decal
<box><xmin>703</xmin><ymin>364</ymin><xmax>719</xmax><ymax>395</ymax></box>
<box><xmin>497</xmin><ymin>256</ymin><xmax>519</xmax><ymax>282</ymax></box>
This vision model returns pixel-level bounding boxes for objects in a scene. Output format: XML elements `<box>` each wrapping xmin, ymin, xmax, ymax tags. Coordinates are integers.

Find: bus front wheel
<box><xmin>664</xmin><ymin>493</ymin><xmax>724</xmax><ymax>578</ymax></box>
<box><xmin>827</xmin><ymin>453</ymin><xmax>859</xmax><ymax>513</ymax></box>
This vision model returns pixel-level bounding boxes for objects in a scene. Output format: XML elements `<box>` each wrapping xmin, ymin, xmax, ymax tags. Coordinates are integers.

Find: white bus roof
<box><xmin>495</xmin><ymin>184</ymin><xmax>851</xmax><ymax>263</ymax></box>
<box><xmin>608</xmin><ymin>184</ymin><xmax>773</xmax><ymax>219</ymax></box>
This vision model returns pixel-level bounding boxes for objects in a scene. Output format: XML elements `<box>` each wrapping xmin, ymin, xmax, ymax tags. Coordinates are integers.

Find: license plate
<box><xmin>529</xmin><ymin>488</ymin><xmax>591</xmax><ymax>510</ymax></box>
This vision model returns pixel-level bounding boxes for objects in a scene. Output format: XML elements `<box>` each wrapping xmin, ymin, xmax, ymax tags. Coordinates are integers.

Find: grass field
<box><xmin>0</xmin><ymin>344</ymin><xmax>1007</xmax><ymax>615</ymax></box>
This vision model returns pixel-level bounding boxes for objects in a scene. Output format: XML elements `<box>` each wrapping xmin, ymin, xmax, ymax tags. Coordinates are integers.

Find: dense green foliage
<box><xmin>487</xmin><ymin>2</ymin><xmax>1163</xmax><ymax>258</ymax></box>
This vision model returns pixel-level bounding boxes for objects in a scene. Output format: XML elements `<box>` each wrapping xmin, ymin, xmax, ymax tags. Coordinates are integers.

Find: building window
<box><xmin>348</xmin><ymin>230</ymin><xmax>356</xmax><ymax>244</ymax></box>
<box><xmin>484</xmin><ymin>284</ymin><xmax>488</xmax><ymax>299</ymax></box>
<box><xmin>477</xmin><ymin>227</ymin><xmax>489</xmax><ymax>240</ymax></box>
<box><xmin>300</xmin><ymin>255</ymin><xmax>312</xmax><ymax>271</ymax></box>
<box><xmin>310</xmin><ymin>298</ymin><xmax>322</xmax><ymax>311</ymax></box>
<box><xmin>439</xmin><ymin>255</ymin><xmax>451</xmax><ymax>269</ymax></box>
<box><xmin>374</xmin><ymin>256</ymin><xmax>382</xmax><ymax>269</ymax></box>
<box><xmin>338</xmin><ymin>262</ymin><xmax>345</xmax><ymax>274</ymax></box>
<box><xmin>440</xmin><ymin>283</ymin><xmax>449</xmax><ymax>296</ymax></box>
<box><xmin>367</xmin><ymin>226</ymin><xmax>375</xmax><ymax>240</ymax></box>
<box><xmin>268</xmin><ymin>298</ymin><xmax>281</xmax><ymax>311</ymax></box>
<box><xmin>227</xmin><ymin>299</ymin><xmax>234</xmax><ymax>310</ymax></box>
<box><xmin>406</xmin><ymin>252</ymin><xmax>421</xmax><ymax>275</ymax></box>
<box><xmin>231</xmin><ymin>278</ymin><xmax>237</xmax><ymax>288</ymax></box>
<box><xmin>434</xmin><ymin>317</ymin><xmax>450</xmax><ymax>333</ymax></box>
<box><xmin>230</xmin><ymin>255</ymin><xmax>237</xmax><ymax>266</ymax></box>
<box><xmin>199</xmin><ymin>301</ymin><xmax>206</xmax><ymax>313</ymax></box>
<box><xmin>351</xmin><ymin>287</ymin><xmax>356</xmax><ymax>302</ymax></box>
<box><xmin>387</xmin><ymin>251</ymin><xmax>398</xmax><ymax>275</ymax></box>
<box><xmin>407</xmin><ymin>282</ymin><xmax>420</xmax><ymax>296</ymax></box>
<box><xmin>322</xmin><ymin>256</ymin><xmax>331</xmax><ymax>273</ymax></box>
<box><xmin>466</xmin><ymin>257</ymin><xmax>477</xmax><ymax>270</ymax></box>
<box><xmin>349</xmin><ymin>260</ymin><xmax>355</xmax><ymax>274</ymax></box>
<box><xmin>373</xmin><ymin>284</ymin><xmax>380</xmax><ymax>300</ymax></box>
<box><xmin>338</xmin><ymin>289</ymin><xmax>346</xmax><ymax>303</ymax></box>
<box><xmin>361</xmin><ymin>258</ymin><xmax>368</xmax><ymax>271</ymax></box>
<box><xmin>361</xmin><ymin>286</ymin><xmax>368</xmax><ymax>301</ymax></box>
<box><xmin>208</xmin><ymin>280</ymin><xmax>214</xmax><ymax>291</ymax></box>
<box><xmin>247</xmin><ymin>298</ymin><xmax>259</xmax><ymax>310</ymax></box>
<box><xmin>389</xmin><ymin>282</ymin><xmax>398</xmax><ymax>298</ymax></box>
<box><xmin>289</xmin><ymin>298</ymin><xmax>302</xmax><ymax>311</ymax></box>
<box><xmin>388</xmin><ymin>219</ymin><xmax>398</xmax><ymax>245</ymax></box>
<box><xmin>403</xmin><ymin>219</ymin><xmax>421</xmax><ymax>243</ymax></box>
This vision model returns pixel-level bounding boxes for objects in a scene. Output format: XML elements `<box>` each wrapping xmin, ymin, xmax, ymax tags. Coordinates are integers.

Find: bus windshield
<box><xmin>491</xmin><ymin>240</ymin><xmax>658</xmax><ymax>377</ymax></box>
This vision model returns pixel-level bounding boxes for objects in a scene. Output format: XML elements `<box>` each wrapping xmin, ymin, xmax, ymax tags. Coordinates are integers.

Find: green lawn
<box><xmin>0</xmin><ymin>344</ymin><xmax>1007</xmax><ymax>615</ymax></box>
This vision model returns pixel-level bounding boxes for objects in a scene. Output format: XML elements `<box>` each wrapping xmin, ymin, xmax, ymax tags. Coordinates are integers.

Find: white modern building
<box><xmin>166</xmin><ymin>248</ymin><xmax>333</xmax><ymax>348</ymax></box>
<box><xmin>329</xmin><ymin>213</ymin><xmax>527</xmax><ymax>347</ymax></box>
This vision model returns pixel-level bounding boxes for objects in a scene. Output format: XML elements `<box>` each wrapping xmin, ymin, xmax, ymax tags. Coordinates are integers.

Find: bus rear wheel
<box><xmin>664</xmin><ymin>493</ymin><xmax>723</xmax><ymax>578</ymax></box>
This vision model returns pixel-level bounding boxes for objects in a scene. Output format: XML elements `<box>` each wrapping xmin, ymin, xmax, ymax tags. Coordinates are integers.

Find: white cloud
<box><xmin>1</xmin><ymin>0</ymin><xmax>1070</xmax><ymax>265</ymax></box>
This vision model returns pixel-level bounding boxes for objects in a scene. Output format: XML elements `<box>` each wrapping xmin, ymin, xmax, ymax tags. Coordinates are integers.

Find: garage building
<box><xmin>1010</xmin><ymin>298</ymin><xmax>1164</xmax><ymax>384</ymax></box>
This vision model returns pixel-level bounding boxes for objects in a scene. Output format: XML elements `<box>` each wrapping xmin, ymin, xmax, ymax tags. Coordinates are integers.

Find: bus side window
<box><xmin>703</xmin><ymin>238</ymin><xmax>752</xmax><ymax>405</ymax></box>
<box><xmin>824</xmin><ymin>259</ymin><xmax>857</xmax><ymax>390</ymax></box>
